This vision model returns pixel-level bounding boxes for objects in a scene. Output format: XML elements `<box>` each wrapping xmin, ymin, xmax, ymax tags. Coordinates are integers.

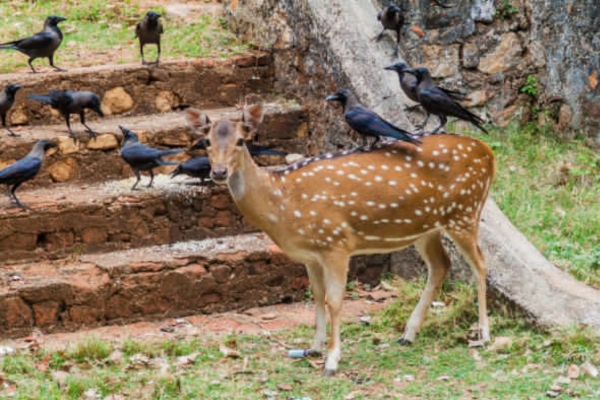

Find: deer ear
<box><xmin>240</xmin><ymin>105</ymin><xmax>264</xmax><ymax>138</ymax></box>
<box><xmin>185</xmin><ymin>108</ymin><xmax>212</xmax><ymax>136</ymax></box>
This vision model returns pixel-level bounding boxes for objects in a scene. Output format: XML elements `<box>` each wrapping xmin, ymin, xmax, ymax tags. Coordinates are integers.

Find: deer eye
<box><xmin>236</xmin><ymin>138</ymin><xmax>245</xmax><ymax>147</ymax></box>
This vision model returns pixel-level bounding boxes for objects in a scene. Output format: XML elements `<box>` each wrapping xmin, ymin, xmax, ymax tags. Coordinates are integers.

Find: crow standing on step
<box><xmin>0</xmin><ymin>140</ymin><xmax>57</xmax><ymax>208</ymax></box>
<box><xmin>325</xmin><ymin>88</ymin><xmax>421</xmax><ymax>147</ymax></box>
<box><xmin>406</xmin><ymin>67</ymin><xmax>488</xmax><ymax>134</ymax></box>
<box><xmin>0</xmin><ymin>15</ymin><xmax>66</xmax><ymax>73</ymax></box>
<box><xmin>119</xmin><ymin>126</ymin><xmax>182</xmax><ymax>190</ymax></box>
<box><xmin>0</xmin><ymin>83</ymin><xmax>22</xmax><ymax>137</ymax></box>
<box><xmin>136</xmin><ymin>11</ymin><xmax>163</xmax><ymax>65</ymax></box>
<box><xmin>376</xmin><ymin>4</ymin><xmax>404</xmax><ymax>58</ymax></box>
<box><xmin>28</xmin><ymin>90</ymin><xmax>104</xmax><ymax>140</ymax></box>
<box><xmin>170</xmin><ymin>157</ymin><xmax>212</xmax><ymax>185</ymax></box>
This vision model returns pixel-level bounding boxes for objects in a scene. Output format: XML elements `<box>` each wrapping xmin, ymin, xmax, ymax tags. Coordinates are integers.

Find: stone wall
<box><xmin>226</xmin><ymin>0</ymin><xmax>600</xmax><ymax>145</ymax></box>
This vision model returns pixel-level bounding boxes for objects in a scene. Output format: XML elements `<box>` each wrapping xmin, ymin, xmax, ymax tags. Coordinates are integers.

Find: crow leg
<box><xmin>131</xmin><ymin>169</ymin><xmax>141</xmax><ymax>190</ymax></box>
<box><xmin>64</xmin><ymin>114</ymin><xmax>77</xmax><ymax>142</ymax></box>
<box><xmin>140</xmin><ymin>43</ymin><xmax>147</xmax><ymax>65</ymax></box>
<box><xmin>415</xmin><ymin>112</ymin><xmax>430</xmax><ymax>130</ymax></box>
<box><xmin>9</xmin><ymin>183</ymin><xmax>26</xmax><ymax>208</ymax></box>
<box><xmin>393</xmin><ymin>29</ymin><xmax>401</xmax><ymax>58</ymax></box>
<box><xmin>147</xmin><ymin>169</ymin><xmax>154</xmax><ymax>188</ymax></box>
<box><xmin>27</xmin><ymin>58</ymin><xmax>38</xmax><ymax>73</ymax></box>
<box><xmin>155</xmin><ymin>41</ymin><xmax>161</xmax><ymax>65</ymax></box>
<box><xmin>427</xmin><ymin>115</ymin><xmax>447</xmax><ymax>135</ymax></box>
<box><xmin>80</xmin><ymin>112</ymin><xmax>97</xmax><ymax>138</ymax></box>
<box><xmin>2</xmin><ymin>114</ymin><xmax>19</xmax><ymax>137</ymax></box>
<box><xmin>375</xmin><ymin>28</ymin><xmax>385</xmax><ymax>42</ymax></box>
<box><xmin>49</xmin><ymin>55</ymin><xmax>65</xmax><ymax>72</ymax></box>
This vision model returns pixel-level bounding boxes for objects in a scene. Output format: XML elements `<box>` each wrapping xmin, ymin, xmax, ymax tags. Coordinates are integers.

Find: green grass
<box><xmin>0</xmin><ymin>281</ymin><xmax>598</xmax><ymax>399</ymax></box>
<box><xmin>465</xmin><ymin>122</ymin><xmax>600</xmax><ymax>288</ymax></box>
<box><xmin>0</xmin><ymin>0</ymin><xmax>248</xmax><ymax>73</ymax></box>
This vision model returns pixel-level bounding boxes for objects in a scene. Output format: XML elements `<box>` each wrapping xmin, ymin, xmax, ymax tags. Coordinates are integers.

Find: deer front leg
<box><xmin>321</xmin><ymin>253</ymin><xmax>349</xmax><ymax>376</ymax></box>
<box><xmin>305</xmin><ymin>262</ymin><xmax>326</xmax><ymax>354</ymax></box>
<box><xmin>401</xmin><ymin>232</ymin><xmax>451</xmax><ymax>344</ymax></box>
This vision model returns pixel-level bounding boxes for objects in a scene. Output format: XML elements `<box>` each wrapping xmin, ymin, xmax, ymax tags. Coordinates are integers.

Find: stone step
<box><xmin>0</xmin><ymin>103</ymin><xmax>307</xmax><ymax>187</ymax></box>
<box><xmin>0</xmin><ymin>175</ymin><xmax>250</xmax><ymax>265</ymax></box>
<box><xmin>0</xmin><ymin>233</ymin><xmax>386</xmax><ymax>338</ymax></box>
<box><xmin>0</xmin><ymin>54</ymin><xmax>273</xmax><ymax>127</ymax></box>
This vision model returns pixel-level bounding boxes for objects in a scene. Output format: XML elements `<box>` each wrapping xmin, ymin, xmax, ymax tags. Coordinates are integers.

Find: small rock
<box><xmin>87</xmin><ymin>134</ymin><xmax>119</xmax><ymax>150</ymax></box>
<box><xmin>108</xmin><ymin>350</ymin><xmax>124</xmax><ymax>364</ymax></box>
<box><xmin>51</xmin><ymin>370</ymin><xmax>70</xmax><ymax>388</ymax></box>
<box><xmin>359</xmin><ymin>316</ymin><xmax>371</xmax><ymax>325</ymax></box>
<box><xmin>580</xmin><ymin>361</ymin><xmax>599</xmax><ymax>378</ymax></box>
<box><xmin>403</xmin><ymin>374</ymin><xmax>415</xmax><ymax>381</ymax></box>
<box><xmin>436</xmin><ymin>375</ymin><xmax>451</xmax><ymax>381</ymax></box>
<box><xmin>285</xmin><ymin>153</ymin><xmax>304</xmax><ymax>165</ymax></box>
<box><xmin>83</xmin><ymin>388</ymin><xmax>100</xmax><ymax>399</ymax></box>
<box><xmin>155</xmin><ymin>90</ymin><xmax>181</xmax><ymax>113</ymax></box>
<box><xmin>431</xmin><ymin>301</ymin><xmax>446</xmax><ymax>308</ymax></box>
<box><xmin>0</xmin><ymin>345</ymin><xmax>15</xmax><ymax>356</ymax></box>
<box><xmin>102</xmin><ymin>87</ymin><xmax>134</xmax><ymax>116</ymax></box>
<box><xmin>546</xmin><ymin>390</ymin><xmax>560</xmax><ymax>398</ymax></box>
<box><xmin>47</xmin><ymin>158</ymin><xmax>78</xmax><ymax>182</ymax></box>
<box><xmin>57</xmin><ymin>136</ymin><xmax>79</xmax><ymax>154</ymax></box>
<box><xmin>261</xmin><ymin>313</ymin><xmax>278</xmax><ymax>321</ymax></box>
<box><xmin>262</xmin><ymin>389</ymin><xmax>278</xmax><ymax>398</ymax></box>
<box><xmin>549</xmin><ymin>384</ymin><xmax>562</xmax><ymax>392</ymax></box>
<box><xmin>367</xmin><ymin>290</ymin><xmax>395</xmax><ymax>302</ymax></box>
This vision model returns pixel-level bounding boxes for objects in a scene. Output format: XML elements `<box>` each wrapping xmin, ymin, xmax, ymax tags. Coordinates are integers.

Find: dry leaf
<box><xmin>344</xmin><ymin>391</ymin><xmax>363</xmax><ymax>400</ymax></box>
<box><xmin>277</xmin><ymin>383</ymin><xmax>293</xmax><ymax>391</ymax></box>
<box><xmin>468</xmin><ymin>339</ymin><xmax>485</xmax><ymax>348</ymax></box>
<box><xmin>51</xmin><ymin>370</ymin><xmax>70</xmax><ymax>389</ymax></box>
<box><xmin>219</xmin><ymin>344</ymin><xmax>241</xmax><ymax>359</ymax></box>
<box><xmin>436</xmin><ymin>375</ymin><xmax>451</xmax><ymax>381</ymax></box>
<box><xmin>567</xmin><ymin>364</ymin><xmax>580</xmax><ymax>379</ymax></box>
<box><xmin>411</xmin><ymin>25</ymin><xmax>425</xmax><ymax>38</ymax></box>
<box><xmin>488</xmin><ymin>336</ymin><xmax>513</xmax><ymax>352</ymax></box>
<box><xmin>580</xmin><ymin>362</ymin><xmax>599</xmax><ymax>378</ymax></box>
<box><xmin>175</xmin><ymin>353</ymin><xmax>199</xmax><ymax>367</ymax></box>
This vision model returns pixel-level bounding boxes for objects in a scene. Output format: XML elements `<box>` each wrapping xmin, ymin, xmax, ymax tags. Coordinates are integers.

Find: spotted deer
<box><xmin>185</xmin><ymin>105</ymin><xmax>495</xmax><ymax>376</ymax></box>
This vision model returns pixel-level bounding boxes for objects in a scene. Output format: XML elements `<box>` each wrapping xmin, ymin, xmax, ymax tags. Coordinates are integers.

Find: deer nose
<box><xmin>211</xmin><ymin>166</ymin><xmax>228</xmax><ymax>183</ymax></box>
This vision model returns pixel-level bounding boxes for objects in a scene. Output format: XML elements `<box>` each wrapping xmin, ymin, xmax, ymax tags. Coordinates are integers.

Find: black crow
<box><xmin>119</xmin><ymin>125</ymin><xmax>182</xmax><ymax>190</ymax></box>
<box><xmin>407</xmin><ymin>67</ymin><xmax>488</xmax><ymax>134</ymax></box>
<box><xmin>0</xmin><ymin>15</ymin><xmax>66</xmax><ymax>73</ymax></box>
<box><xmin>136</xmin><ymin>11</ymin><xmax>163</xmax><ymax>65</ymax></box>
<box><xmin>376</xmin><ymin>4</ymin><xmax>404</xmax><ymax>58</ymax></box>
<box><xmin>28</xmin><ymin>90</ymin><xmax>104</xmax><ymax>140</ymax></box>
<box><xmin>0</xmin><ymin>140</ymin><xmax>56</xmax><ymax>208</ymax></box>
<box><xmin>0</xmin><ymin>83</ymin><xmax>22</xmax><ymax>137</ymax></box>
<box><xmin>170</xmin><ymin>157</ymin><xmax>212</xmax><ymax>185</ymax></box>
<box><xmin>325</xmin><ymin>88</ymin><xmax>421</xmax><ymax>147</ymax></box>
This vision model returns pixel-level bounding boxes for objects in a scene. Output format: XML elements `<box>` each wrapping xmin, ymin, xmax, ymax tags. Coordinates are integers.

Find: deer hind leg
<box><xmin>446</xmin><ymin>230</ymin><xmax>490</xmax><ymax>343</ymax></box>
<box><xmin>401</xmin><ymin>231</ymin><xmax>451</xmax><ymax>344</ymax></box>
<box><xmin>320</xmin><ymin>252</ymin><xmax>350</xmax><ymax>376</ymax></box>
<box><xmin>305</xmin><ymin>262</ymin><xmax>327</xmax><ymax>354</ymax></box>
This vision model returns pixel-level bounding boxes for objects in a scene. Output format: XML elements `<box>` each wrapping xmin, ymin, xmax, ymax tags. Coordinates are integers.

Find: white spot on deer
<box><xmin>280</xmin><ymin>205</ymin><xmax>286</xmax><ymax>210</ymax></box>
<box><xmin>381</xmin><ymin>218</ymin><xmax>389</xmax><ymax>223</ymax></box>
<box><xmin>350</xmin><ymin>191</ymin><xmax>358</xmax><ymax>197</ymax></box>
<box><xmin>381</xmin><ymin>165</ymin><xmax>389</xmax><ymax>170</ymax></box>
<box><xmin>443</xmin><ymin>192</ymin><xmax>449</xmax><ymax>199</ymax></box>
<box><xmin>453</xmin><ymin>155</ymin><xmax>460</xmax><ymax>161</ymax></box>
<box><xmin>404</xmin><ymin>163</ymin><xmax>412</xmax><ymax>168</ymax></box>
<box><xmin>368</xmin><ymin>165</ymin><xmax>376</xmax><ymax>170</ymax></box>
<box><xmin>298</xmin><ymin>229</ymin><xmax>306</xmax><ymax>235</ymax></box>
<box><xmin>378</xmin><ymin>204</ymin><xmax>387</xmax><ymax>209</ymax></box>
<box><xmin>417</xmin><ymin>160</ymin><xmax>425</xmax><ymax>167</ymax></box>
<box><xmin>294</xmin><ymin>210</ymin><xmax>302</xmax><ymax>218</ymax></box>
<box><xmin>268</xmin><ymin>214</ymin><xmax>278</xmax><ymax>222</ymax></box>
<box><xmin>323</xmin><ymin>219</ymin><xmax>331</xmax><ymax>225</ymax></box>
<box><xmin>432</xmin><ymin>150</ymin><xmax>440</xmax><ymax>156</ymax></box>
<box><xmin>405</xmin><ymin>156</ymin><xmax>412</xmax><ymax>161</ymax></box>
<box><xmin>327</xmin><ymin>165</ymin><xmax>335</xmax><ymax>170</ymax></box>
<box><xmin>326</xmin><ymin>237</ymin><xmax>333</xmax><ymax>242</ymax></box>
<box><xmin>348</xmin><ymin>173</ymin><xmax>359</xmax><ymax>180</ymax></box>
<box><xmin>415</xmin><ymin>209</ymin><xmax>422</xmax><ymax>216</ymax></box>
<box><xmin>325</xmin><ymin>177</ymin><xmax>332</xmax><ymax>183</ymax></box>
<box><xmin>309</xmin><ymin>210</ymin><xmax>317</xmax><ymax>216</ymax></box>
<box><xmin>366</xmin><ymin>201</ymin><xmax>376</xmax><ymax>207</ymax></box>
<box><xmin>390</xmin><ymin>203</ymin><xmax>398</xmax><ymax>208</ymax></box>
<box><xmin>351</xmin><ymin>211</ymin><xmax>358</xmax><ymax>217</ymax></box>
<box><xmin>385</xmin><ymin>152</ymin><xmax>391</xmax><ymax>157</ymax></box>
<box><xmin>336</xmin><ymin>170</ymin><xmax>345</xmax><ymax>176</ymax></box>
<box><xmin>365</xmin><ymin>182</ymin><xmax>373</xmax><ymax>186</ymax></box>
<box><xmin>374</xmin><ymin>176</ymin><xmax>383</xmax><ymax>182</ymax></box>
<box><xmin>394</xmin><ymin>165</ymin><xmax>403</xmax><ymax>172</ymax></box>
<box><xmin>281</xmin><ymin>177</ymin><xmax>286</xmax><ymax>183</ymax></box>
<box><xmin>318</xmin><ymin>229</ymin><xmax>325</xmax><ymax>234</ymax></box>
<box><xmin>410</xmin><ymin>172</ymin><xmax>418</xmax><ymax>179</ymax></box>
<box><xmin>404</xmin><ymin>219</ymin><xmax>412</xmax><ymax>223</ymax></box>
<box><xmin>360</xmin><ymin>215</ymin><xmax>369</xmax><ymax>221</ymax></box>
<box><xmin>360</xmin><ymin>169</ymin><xmax>368</xmax><ymax>175</ymax></box>
<box><xmin>301</xmin><ymin>193</ymin><xmax>308</xmax><ymax>199</ymax></box>
<box><xmin>394</xmin><ymin>219</ymin><xmax>403</xmax><ymax>224</ymax></box>
<box><xmin>365</xmin><ymin>235</ymin><xmax>382</xmax><ymax>241</ymax></box>
<box><xmin>389</xmin><ymin>180</ymin><xmax>397</xmax><ymax>186</ymax></box>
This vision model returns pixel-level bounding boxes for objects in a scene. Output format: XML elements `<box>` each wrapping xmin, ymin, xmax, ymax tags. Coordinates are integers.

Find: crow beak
<box><xmin>325</xmin><ymin>94</ymin><xmax>340</xmax><ymax>102</ymax></box>
<box><xmin>383</xmin><ymin>65</ymin><xmax>396</xmax><ymax>71</ymax></box>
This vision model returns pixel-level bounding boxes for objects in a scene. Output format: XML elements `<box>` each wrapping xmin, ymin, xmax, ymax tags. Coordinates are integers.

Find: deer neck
<box><xmin>227</xmin><ymin>150</ymin><xmax>280</xmax><ymax>233</ymax></box>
